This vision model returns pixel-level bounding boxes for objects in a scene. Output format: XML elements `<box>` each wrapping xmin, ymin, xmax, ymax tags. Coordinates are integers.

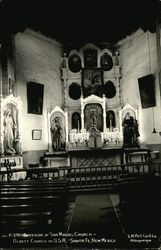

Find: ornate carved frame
<box><xmin>119</xmin><ymin>103</ymin><xmax>139</xmax><ymax>135</ymax></box>
<box><xmin>0</xmin><ymin>94</ymin><xmax>22</xmax><ymax>155</ymax></box>
<box><xmin>81</xmin><ymin>94</ymin><xmax>106</xmax><ymax>132</ymax></box>
<box><xmin>47</xmin><ymin>105</ymin><xmax>68</xmax><ymax>152</ymax></box>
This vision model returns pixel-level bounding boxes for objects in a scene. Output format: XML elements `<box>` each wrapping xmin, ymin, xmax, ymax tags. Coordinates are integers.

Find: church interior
<box><xmin>0</xmin><ymin>0</ymin><xmax>161</xmax><ymax>248</ymax></box>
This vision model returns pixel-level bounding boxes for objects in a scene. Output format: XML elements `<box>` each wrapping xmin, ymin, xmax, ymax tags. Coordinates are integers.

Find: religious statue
<box><xmin>61</xmin><ymin>53</ymin><xmax>67</xmax><ymax>69</ymax></box>
<box><xmin>4</xmin><ymin>109</ymin><xmax>16</xmax><ymax>155</ymax></box>
<box><xmin>50</xmin><ymin>117</ymin><xmax>65</xmax><ymax>151</ymax></box>
<box><xmin>72</xmin><ymin>112</ymin><xmax>81</xmax><ymax>131</ymax></box>
<box><xmin>88</xmin><ymin>109</ymin><xmax>102</xmax><ymax>148</ymax></box>
<box><xmin>106</xmin><ymin>111</ymin><xmax>116</xmax><ymax>131</ymax></box>
<box><xmin>114</xmin><ymin>51</ymin><xmax>119</xmax><ymax>66</ymax></box>
<box><xmin>89</xmin><ymin>109</ymin><xmax>97</xmax><ymax>128</ymax></box>
<box><xmin>61</xmin><ymin>58</ymin><xmax>67</xmax><ymax>69</ymax></box>
<box><xmin>122</xmin><ymin>112</ymin><xmax>140</xmax><ymax>147</ymax></box>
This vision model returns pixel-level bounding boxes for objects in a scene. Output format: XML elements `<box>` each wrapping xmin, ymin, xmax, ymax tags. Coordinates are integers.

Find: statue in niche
<box><xmin>89</xmin><ymin>109</ymin><xmax>97</xmax><ymax>128</ymax></box>
<box><xmin>114</xmin><ymin>51</ymin><xmax>119</xmax><ymax>66</ymax></box>
<box><xmin>61</xmin><ymin>53</ymin><xmax>67</xmax><ymax>69</ymax></box>
<box><xmin>61</xmin><ymin>58</ymin><xmax>67</xmax><ymax>69</ymax></box>
<box><xmin>85</xmin><ymin>104</ymin><xmax>103</xmax><ymax>132</ymax></box>
<box><xmin>106</xmin><ymin>111</ymin><xmax>116</xmax><ymax>131</ymax></box>
<box><xmin>122</xmin><ymin>112</ymin><xmax>140</xmax><ymax>147</ymax></box>
<box><xmin>4</xmin><ymin>109</ymin><xmax>16</xmax><ymax>155</ymax></box>
<box><xmin>50</xmin><ymin>116</ymin><xmax>65</xmax><ymax>151</ymax></box>
<box><xmin>88</xmin><ymin>109</ymin><xmax>102</xmax><ymax>148</ymax></box>
<box><xmin>72</xmin><ymin>112</ymin><xmax>81</xmax><ymax>131</ymax></box>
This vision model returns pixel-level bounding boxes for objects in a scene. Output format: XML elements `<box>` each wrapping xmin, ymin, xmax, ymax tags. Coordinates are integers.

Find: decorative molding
<box><xmin>121</xmin><ymin>103</ymin><xmax>138</xmax><ymax>119</ymax></box>
<box><xmin>1</xmin><ymin>94</ymin><xmax>22</xmax><ymax>109</ymax></box>
<box><xmin>81</xmin><ymin>94</ymin><xmax>105</xmax><ymax>105</ymax></box>
<box><xmin>69</xmin><ymin>49</ymin><xmax>80</xmax><ymax>57</ymax></box>
<box><xmin>50</xmin><ymin>105</ymin><xmax>66</xmax><ymax>116</ymax></box>
<box><xmin>100</xmin><ymin>48</ymin><xmax>113</xmax><ymax>57</ymax></box>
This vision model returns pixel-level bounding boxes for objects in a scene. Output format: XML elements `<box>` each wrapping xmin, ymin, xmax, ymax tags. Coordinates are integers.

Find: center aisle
<box><xmin>67</xmin><ymin>191</ymin><xmax>126</xmax><ymax>248</ymax></box>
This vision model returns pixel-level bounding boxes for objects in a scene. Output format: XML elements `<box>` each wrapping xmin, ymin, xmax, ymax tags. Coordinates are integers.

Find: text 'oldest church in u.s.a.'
<box><xmin>0</xmin><ymin>0</ymin><xmax>161</xmax><ymax>249</ymax></box>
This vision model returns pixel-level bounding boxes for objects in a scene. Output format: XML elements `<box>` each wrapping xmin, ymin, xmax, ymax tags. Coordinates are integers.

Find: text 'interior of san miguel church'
<box><xmin>0</xmin><ymin>0</ymin><xmax>161</xmax><ymax>249</ymax></box>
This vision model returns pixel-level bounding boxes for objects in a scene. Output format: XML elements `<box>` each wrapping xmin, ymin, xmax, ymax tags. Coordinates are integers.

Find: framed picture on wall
<box><xmin>32</xmin><ymin>129</ymin><xmax>42</xmax><ymax>140</ymax></box>
<box><xmin>138</xmin><ymin>74</ymin><xmax>156</xmax><ymax>108</ymax></box>
<box><xmin>27</xmin><ymin>81</ymin><xmax>44</xmax><ymax>115</ymax></box>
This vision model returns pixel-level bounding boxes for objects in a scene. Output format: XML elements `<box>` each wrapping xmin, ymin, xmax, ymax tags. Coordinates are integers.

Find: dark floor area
<box><xmin>66</xmin><ymin>190</ymin><xmax>161</xmax><ymax>249</ymax></box>
<box><xmin>66</xmin><ymin>191</ymin><xmax>126</xmax><ymax>248</ymax></box>
<box><xmin>1</xmin><ymin>189</ymin><xmax>161</xmax><ymax>249</ymax></box>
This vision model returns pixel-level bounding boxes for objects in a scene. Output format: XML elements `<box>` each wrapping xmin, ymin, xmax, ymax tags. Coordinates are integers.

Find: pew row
<box><xmin>0</xmin><ymin>179</ymin><xmax>70</xmax><ymax>234</ymax></box>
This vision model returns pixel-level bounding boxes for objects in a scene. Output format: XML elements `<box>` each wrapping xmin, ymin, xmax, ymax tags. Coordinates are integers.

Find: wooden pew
<box><xmin>0</xmin><ymin>179</ymin><xmax>70</xmax><ymax>234</ymax></box>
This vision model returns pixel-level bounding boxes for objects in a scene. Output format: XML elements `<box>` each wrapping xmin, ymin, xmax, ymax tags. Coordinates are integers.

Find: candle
<box><xmin>78</xmin><ymin>122</ymin><xmax>79</xmax><ymax>132</ymax></box>
<box><xmin>110</xmin><ymin>119</ymin><xmax>112</xmax><ymax>130</ymax></box>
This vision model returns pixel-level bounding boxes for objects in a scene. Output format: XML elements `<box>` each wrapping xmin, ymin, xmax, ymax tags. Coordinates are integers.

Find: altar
<box><xmin>45</xmin><ymin>44</ymin><xmax>141</xmax><ymax>168</ymax></box>
<box><xmin>46</xmin><ymin>96</ymin><xmax>140</xmax><ymax>167</ymax></box>
<box><xmin>68</xmin><ymin>147</ymin><xmax>123</xmax><ymax>168</ymax></box>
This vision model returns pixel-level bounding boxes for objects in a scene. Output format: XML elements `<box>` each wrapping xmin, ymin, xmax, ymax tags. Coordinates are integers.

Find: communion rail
<box><xmin>65</xmin><ymin>162</ymin><xmax>161</xmax><ymax>189</ymax></box>
<box><xmin>0</xmin><ymin>162</ymin><xmax>161</xmax><ymax>190</ymax></box>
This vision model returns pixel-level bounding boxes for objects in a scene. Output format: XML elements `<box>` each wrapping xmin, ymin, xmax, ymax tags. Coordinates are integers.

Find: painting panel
<box><xmin>84</xmin><ymin>49</ymin><xmax>97</xmax><ymax>69</ymax></box>
<box><xmin>138</xmin><ymin>74</ymin><xmax>156</xmax><ymax>109</ymax></box>
<box><xmin>27</xmin><ymin>82</ymin><xmax>44</xmax><ymax>115</ymax></box>
<box><xmin>82</xmin><ymin>68</ymin><xmax>103</xmax><ymax>97</ymax></box>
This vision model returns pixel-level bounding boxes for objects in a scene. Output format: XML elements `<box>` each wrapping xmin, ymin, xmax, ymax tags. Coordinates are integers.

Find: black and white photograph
<box><xmin>0</xmin><ymin>0</ymin><xmax>161</xmax><ymax>249</ymax></box>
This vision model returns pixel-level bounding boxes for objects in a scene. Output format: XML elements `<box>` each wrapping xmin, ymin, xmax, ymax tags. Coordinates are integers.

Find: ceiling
<box><xmin>1</xmin><ymin>0</ymin><xmax>161</xmax><ymax>46</ymax></box>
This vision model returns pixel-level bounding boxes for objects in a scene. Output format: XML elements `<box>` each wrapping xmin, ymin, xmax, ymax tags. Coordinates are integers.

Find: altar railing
<box><xmin>66</xmin><ymin>162</ymin><xmax>161</xmax><ymax>189</ymax></box>
<box><xmin>1</xmin><ymin>163</ymin><xmax>161</xmax><ymax>189</ymax></box>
